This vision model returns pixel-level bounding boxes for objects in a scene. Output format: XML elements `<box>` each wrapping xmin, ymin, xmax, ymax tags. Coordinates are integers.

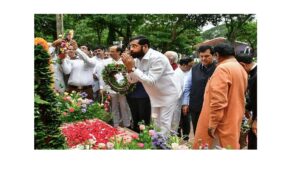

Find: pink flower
<box><xmin>66</xmin><ymin>96</ymin><xmax>71</xmax><ymax>101</ymax></box>
<box><xmin>137</xmin><ymin>143</ymin><xmax>144</xmax><ymax>148</ymax></box>
<box><xmin>131</xmin><ymin>134</ymin><xmax>139</xmax><ymax>140</ymax></box>
<box><xmin>139</xmin><ymin>124</ymin><xmax>145</xmax><ymax>131</ymax></box>
<box><xmin>69</xmin><ymin>107</ymin><xmax>75</xmax><ymax>113</ymax></box>
<box><xmin>149</xmin><ymin>130</ymin><xmax>155</xmax><ymax>136</ymax></box>
<box><xmin>123</xmin><ymin>135</ymin><xmax>132</xmax><ymax>143</ymax></box>
<box><xmin>63</xmin><ymin>112</ymin><xmax>67</xmax><ymax>116</ymax></box>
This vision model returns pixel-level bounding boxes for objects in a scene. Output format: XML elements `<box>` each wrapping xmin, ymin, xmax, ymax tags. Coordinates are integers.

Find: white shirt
<box><xmin>127</xmin><ymin>48</ymin><xmax>181</xmax><ymax>107</ymax></box>
<box><xmin>92</xmin><ymin>57</ymin><xmax>105</xmax><ymax>92</ymax></box>
<box><xmin>174</xmin><ymin>68</ymin><xmax>190</xmax><ymax>104</ymax></box>
<box><xmin>61</xmin><ymin>48</ymin><xmax>96</xmax><ymax>86</ymax></box>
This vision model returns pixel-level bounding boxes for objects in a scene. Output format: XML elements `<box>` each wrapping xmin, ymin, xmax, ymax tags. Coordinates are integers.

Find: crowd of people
<box><xmin>49</xmin><ymin>31</ymin><xmax>257</xmax><ymax>149</ymax></box>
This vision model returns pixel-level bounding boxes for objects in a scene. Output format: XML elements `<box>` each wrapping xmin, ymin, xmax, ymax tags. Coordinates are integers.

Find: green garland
<box><xmin>102</xmin><ymin>63</ymin><xmax>135</xmax><ymax>95</ymax></box>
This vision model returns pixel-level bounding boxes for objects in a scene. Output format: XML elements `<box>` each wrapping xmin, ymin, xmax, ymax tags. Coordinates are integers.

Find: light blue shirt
<box><xmin>182</xmin><ymin>70</ymin><xmax>192</xmax><ymax>105</ymax></box>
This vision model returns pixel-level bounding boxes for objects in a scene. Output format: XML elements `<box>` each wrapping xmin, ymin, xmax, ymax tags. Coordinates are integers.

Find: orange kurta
<box><xmin>193</xmin><ymin>58</ymin><xmax>248</xmax><ymax>149</ymax></box>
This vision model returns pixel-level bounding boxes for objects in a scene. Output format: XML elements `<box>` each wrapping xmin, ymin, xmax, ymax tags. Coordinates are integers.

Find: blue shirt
<box><xmin>182</xmin><ymin>71</ymin><xmax>192</xmax><ymax>105</ymax></box>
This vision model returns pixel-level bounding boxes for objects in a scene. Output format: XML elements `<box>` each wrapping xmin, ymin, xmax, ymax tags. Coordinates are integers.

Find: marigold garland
<box><xmin>34</xmin><ymin>37</ymin><xmax>49</xmax><ymax>51</ymax></box>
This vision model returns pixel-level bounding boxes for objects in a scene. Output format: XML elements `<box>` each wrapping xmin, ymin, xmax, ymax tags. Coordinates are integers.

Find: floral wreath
<box><xmin>102</xmin><ymin>64</ymin><xmax>135</xmax><ymax>95</ymax></box>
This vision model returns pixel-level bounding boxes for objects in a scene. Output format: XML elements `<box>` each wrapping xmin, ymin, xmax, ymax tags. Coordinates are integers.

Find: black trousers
<box><xmin>126</xmin><ymin>97</ymin><xmax>151</xmax><ymax>132</ymax></box>
<box><xmin>178</xmin><ymin>112</ymin><xmax>190</xmax><ymax>140</ymax></box>
<box><xmin>248</xmin><ymin>129</ymin><xmax>257</xmax><ymax>149</ymax></box>
<box><xmin>191</xmin><ymin>110</ymin><xmax>200</xmax><ymax>134</ymax></box>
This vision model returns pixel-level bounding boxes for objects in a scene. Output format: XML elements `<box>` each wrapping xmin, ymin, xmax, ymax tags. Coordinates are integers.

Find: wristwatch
<box><xmin>128</xmin><ymin>67</ymin><xmax>136</xmax><ymax>73</ymax></box>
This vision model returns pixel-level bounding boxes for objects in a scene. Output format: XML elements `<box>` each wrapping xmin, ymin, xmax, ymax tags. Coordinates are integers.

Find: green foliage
<box><xmin>34</xmin><ymin>14</ymin><xmax>222</xmax><ymax>54</ymax></box>
<box><xmin>201</xmin><ymin>24</ymin><xmax>227</xmax><ymax>40</ymax></box>
<box><xmin>34</xmin><ymin>14</ymin><xmax>56</xmax><ymax>41</ymax></box>
<box><xmin>34</xmin><ymin>44</ymin><xmax>66</xmax><ymax>149</ymax></box>
<box><xmin>237</xmin><ymin>21</ymin><xmax>257</xmax><ymax>56</ymax></box>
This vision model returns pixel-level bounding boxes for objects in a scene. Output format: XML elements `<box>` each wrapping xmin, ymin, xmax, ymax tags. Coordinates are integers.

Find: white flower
<box><xmin>106</xmin><ymin>142</ymin><xmax>114</xmax><ymax>149</ymax></box>
<box><xmin>139</xmin><ymin>124</ymin><xmax>145</xmax><ymax>131</ymax></box>
<box><xmin>88</xmin><ymin>139</ymin><xmax>96</xmax><ymax>145</ymax></box>
<box><xmin>74</xmin><ymin>144</ymin><xmax>84</xmax><ymax>150</ymax></box>
<box><xmin>98</xmin><ymin>143</ymin><xmax>106</xmax><ymax>149</ymax></box>
<box><xmin>171</xmin><ymin>143</ymin><xmax>179</xmax><ymax>150</ymax></box>
<box><xmin>177</xmin><ymin>145</ymin><xmax>189</xmax><ymax>150</ymax></box>
<box><xmin>85</xmin><ymin>145</ymin><xmax>91</xmax><ymax>149</ymax></box>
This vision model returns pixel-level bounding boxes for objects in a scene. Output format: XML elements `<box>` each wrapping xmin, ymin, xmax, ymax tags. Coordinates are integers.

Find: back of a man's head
<box><xmin>214</xmin><ymin>43</ymin><xmax>235</xmax><ymax>57</ymax></box>
<box><xmin>235</xmin><ymin>53</ymin><xmax>253</xmax><ymax>64</ymax></box>
<box><xmin>179</xmin><ymin>57</ymin><xmax>193</xmax><ymax>66</ymax></box>
<box><xmin>165</xmin><ymin>51</ymin><xmax>178</xmax><ymax>63</ymax></box>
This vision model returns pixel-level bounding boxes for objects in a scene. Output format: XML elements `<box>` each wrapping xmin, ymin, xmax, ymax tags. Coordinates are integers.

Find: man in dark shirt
<box><xmin>182</xmin><ymin>45</ymin><xmax>216</xmax><ymax>134</ymax></box>
<box><xmin>236</xmin><ymin>54</ymin><xmax>257</xmax><ymax>149</ymax></box>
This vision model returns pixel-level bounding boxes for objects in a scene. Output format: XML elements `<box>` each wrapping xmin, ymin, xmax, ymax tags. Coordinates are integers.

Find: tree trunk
<box><xmin>56</xmin><ymin>14</ymin><xmax>64</xmax><ymax>39</ymax></box>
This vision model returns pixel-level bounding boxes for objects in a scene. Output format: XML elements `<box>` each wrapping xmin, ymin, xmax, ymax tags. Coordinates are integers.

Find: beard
<box><xmin>130</xmin><ymin>49</ymin><xmax>145</xmax><ymax>59</ymax></box>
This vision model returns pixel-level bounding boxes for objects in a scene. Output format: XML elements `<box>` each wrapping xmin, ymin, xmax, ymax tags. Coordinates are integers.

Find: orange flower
<box><xmin>34</xmin><ymin>37</ymin><xmax>49</xmax><ymax>51</ymax></box>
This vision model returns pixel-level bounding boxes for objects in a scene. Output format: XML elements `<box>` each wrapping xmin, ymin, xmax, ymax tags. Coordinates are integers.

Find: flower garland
<box><xmin>102</xmin><ymin>63</ymin><xmax>135</xmax><ymax>95</ymax></box>
<box><xmin>34</xmin><ymin>37</ymin><xmax>49</xmax><ymax>51</ymax></box>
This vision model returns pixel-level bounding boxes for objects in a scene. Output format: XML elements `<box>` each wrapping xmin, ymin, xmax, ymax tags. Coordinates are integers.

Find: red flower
<box><xmin>69</xmin><ymin>107</ymin><xmax>75</xmax><ymax>113</ymax></box>
<box><xmin>131</xmin><ymin>134</ymin><xmax>139</xmax><ymax>140</ymax></box>
<box><xmin>58</xmin><ymin>53</ymin><xmax>66</xmax><ymax>59</ymax></box>
<box><xmin>61</xmin><ymin>119</ymin><xmax>119</xmax><ymax>149</ymax></box>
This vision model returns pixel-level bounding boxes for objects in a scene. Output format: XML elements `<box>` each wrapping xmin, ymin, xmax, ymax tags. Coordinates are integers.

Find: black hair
<box><xmin>235</xmin><ymin>54</ymin><xmax>253</xmax><ymax>64</ymax></box>
<box><xmin>129</xmin><ymin>35</ymin><xmax>150</xmax><ymax>48</ymax></box>
<box><xmin>198</xmin><ymin>45</ymin><xmax>214</xmax><ymax>55</ymax></box>
<box><xmin>179</xmin><ymin>57</ymin><xmax>193</xmax><ymax>66</ymax></box>
<box><xmin>116</xmin><ymin>46</ymin><xmax>123</xmax><ymax>54</ymax></box>
<box><xmin>214</xmin><ymin>43</ymin><xmax>235</xmax><ymax>57</ymax></box>
<box><xmin>94</xmin><ymin>46</ymin><xmax>106</xmax><ymax>51</ymax></box>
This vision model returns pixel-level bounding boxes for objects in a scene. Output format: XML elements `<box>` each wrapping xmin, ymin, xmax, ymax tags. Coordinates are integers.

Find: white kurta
<box><xmin>127</xmin><ymin>48</ymin><xmax>181</xmax><ymax>107</ymax></box>
<box><xmin>127</xmin><ymin>48</ymin><xmax>181</xmax><ymax>135</ymax></box>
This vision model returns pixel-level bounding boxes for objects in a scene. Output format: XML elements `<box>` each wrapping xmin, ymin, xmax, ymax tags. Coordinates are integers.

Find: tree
<box><xmin>201</xmin><ymin>24</ymin><xmax>227</xmax><ymax>40</ymax></box>
<box><xmin>237</xmin><ymin>21</ymin><xmax>257</xmax><ymax>56</ymax></box>
<box><xmin>223</xmin><ymin>14</ymin><xmax>255</xmax><ymax>45</ymax></box>
<box><xmin>34</xmin><ymin>14</ymin><xmax>56</xmax><ymax>41</ymax></box>
<box><xmin>56</xmin><ymin>14</ymin><xmax>64</xmax><ymax>38</ymax></box>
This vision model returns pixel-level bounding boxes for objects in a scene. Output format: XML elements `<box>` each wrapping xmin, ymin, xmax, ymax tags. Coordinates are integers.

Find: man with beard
<box><xmin>122</xmin><ymin>36</ymin><xmax>181</xmax><ymax>136</ymax></box>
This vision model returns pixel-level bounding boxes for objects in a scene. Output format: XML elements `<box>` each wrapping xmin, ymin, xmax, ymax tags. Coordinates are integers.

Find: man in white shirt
<box><xmin>96</xmin><ymin>45</ymin><xmax>131</xmax><ymax>128</ymax></box>
<box><xmin>172</xmin><ymin>57</ymin><xmax>194</xmax><ymax>140</ymax></box>
<box><xmin>61</xmin><ymin>45</ymin><xmax>96</xmax><ymax>99</ymax></box>
<box><xmin>122</xmin><ymin>36</ymin><xmax>181</xmax><ymax>136</ymax></box>
<box><xmin>92</xmin><ymin>47</ymin><xmax>107</xmax><ymax>102</ymax></box>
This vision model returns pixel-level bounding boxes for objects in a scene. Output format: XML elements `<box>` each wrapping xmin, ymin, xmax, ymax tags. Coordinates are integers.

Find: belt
<box><xmin>68</xmin><ymin>85</ymin><xmax>92</xmax><ymax>90</ymax></box>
